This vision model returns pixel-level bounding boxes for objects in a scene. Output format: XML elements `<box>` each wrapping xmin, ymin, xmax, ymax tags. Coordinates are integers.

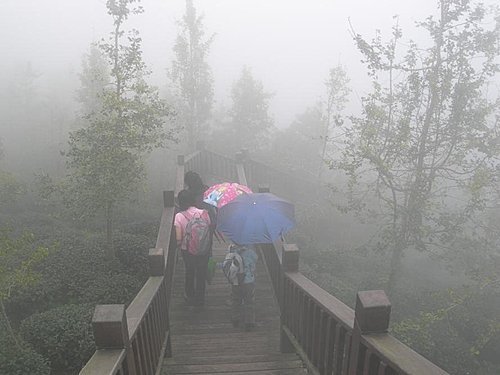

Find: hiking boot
<box><xmin>245</xmin><ymin>323</ymin><xmax>255</xmax><ymax>332</ymax></box>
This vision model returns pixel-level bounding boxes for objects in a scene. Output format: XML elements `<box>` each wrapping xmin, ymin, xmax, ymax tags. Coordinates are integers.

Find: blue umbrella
<box><xmin>217</xmin><ymin>193</ymin><xmax>295</xmax><ymax>244</ymax></box>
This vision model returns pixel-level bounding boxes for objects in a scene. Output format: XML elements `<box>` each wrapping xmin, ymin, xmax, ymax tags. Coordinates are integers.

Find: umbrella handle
<box><xmin>214</xmin><ymin>230</ymin><xmax>226</xmax><ymax>244</ymax></box>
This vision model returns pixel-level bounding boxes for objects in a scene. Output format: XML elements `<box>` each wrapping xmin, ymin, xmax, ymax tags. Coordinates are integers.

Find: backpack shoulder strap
<box><xmin>180</xmin><ymin>211</ymin><xmax>190</xmax><ymax>222</ymax></box>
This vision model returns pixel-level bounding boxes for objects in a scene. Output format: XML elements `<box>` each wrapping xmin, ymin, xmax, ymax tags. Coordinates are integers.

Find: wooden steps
<box><xmin>162</xmin><ymin>243</ymin><xmax>307</xmax><ymax>375</ymax></box>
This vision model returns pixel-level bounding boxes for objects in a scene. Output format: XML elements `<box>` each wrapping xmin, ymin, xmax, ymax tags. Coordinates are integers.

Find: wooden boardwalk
<box><xmin>162</xmin><ymin>242</ymin><xmax>307</xmax><ymax>375</ymax></box>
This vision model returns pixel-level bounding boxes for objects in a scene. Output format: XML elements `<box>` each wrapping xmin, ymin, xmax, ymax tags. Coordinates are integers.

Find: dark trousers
<box><xmin>182</xmin><ymin>252</ymin><xmax>209</xmax><ymax>305</ymax></box>
<box><xmin>231</xmin><ymin>282</ymin><xmax>255</xmax><ymax>324</ymax></box>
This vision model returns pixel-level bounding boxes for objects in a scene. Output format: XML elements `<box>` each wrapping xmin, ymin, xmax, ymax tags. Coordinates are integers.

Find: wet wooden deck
<box><xmin>161</xmin><ymin>242</ymin><xmax>307</xmax><ymax>375</ymax></box>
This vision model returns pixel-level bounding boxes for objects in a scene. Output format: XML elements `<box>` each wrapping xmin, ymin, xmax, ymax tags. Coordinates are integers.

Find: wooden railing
<box><xmin>80</xmin><ymin>147</ymin><xmax>449</xmax><ymax>375</ymax></box>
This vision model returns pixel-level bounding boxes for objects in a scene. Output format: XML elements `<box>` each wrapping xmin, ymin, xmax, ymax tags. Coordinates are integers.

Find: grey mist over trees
<box><xmin>65</xmin><ymin>0</ymin><xmax>175</xmax><ymax>254</ymax></box>
<box><xmin>0</xmin><ymin>0</ymin><xmax>499</xmax><ymax>374</ymax></box>
<box><xmin>169</xmin><ymin>0</ymin><xmax>214</xmax><ymax>153</ymax></box>
<box><xmin>210</xmin><ymin>66</ymin><xmax>274</xmax><ymax>155</ymax></box>
<box><xmin>334</xmin><ymin>0</ymin><xmax>500</xmax><ymax>294</ymax></box>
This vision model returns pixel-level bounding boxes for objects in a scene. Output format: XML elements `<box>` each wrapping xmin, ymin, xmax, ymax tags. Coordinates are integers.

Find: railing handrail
<box><xmin>285</xmin><ymin>272</ymin><xmax>354</xmax><ymax>330</ymax></box>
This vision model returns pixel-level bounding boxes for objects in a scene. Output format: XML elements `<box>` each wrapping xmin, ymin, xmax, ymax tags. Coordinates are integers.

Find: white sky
<box><xmin>0</xmin><ymin>0</ymin><xmax>484</xmax><ymax>128</ymax></box>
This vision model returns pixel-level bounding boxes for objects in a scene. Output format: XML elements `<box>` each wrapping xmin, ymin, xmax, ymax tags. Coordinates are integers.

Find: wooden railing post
<box><xmin>240</xmin><ymin>148</ymin><xmax>249</xmax><ymax>160</ymax></box>
<box><xmin>281</xmin><ymin>244</ymin><xmax>299</xmax><ymax>353</ymax></box>
<box><xmin>153</xmin><ymin>190</ymin><xmax>175</xmax><ymax>276</ymax></box>
<box><xmin>92</xmin><ymin>304</ymin><xmax>136</xmax><ymax>375</ymax></box>
<box><xmin>258</xmin><ymin>185</ymin><xmax>270</xmax><ymax>193</ymax></box>
<box><xmin>236</xmin><ymin>151</ymin><xmax>248</xmax><ymax>186</ymax></box>
<box><xmin>235</xmin><ymin>151</ymin><xmax>244</xmax><ymax>163</ymax></box>
<box><xmin>163</xmin><ymin>190</ymin><xmax>174</xmax><ymax>208</ymax></box>
<box><xmin>177</xmin><ymin>155</ymin><xmax>184</xmax><ymax>166</ymax></box>
<box><xmin>176</xmin><ymin>155</ymin><xmax>185</xmax><ymax>193</ymax></box>
<box><xmin>348</xmin><ymin>290</ymin><xmax>391</xmax><ymax>375</ymax></box>
<box><xmin>282</xmin><ymin>244</ymin><xmax>299</xmax><ymax>272</ymax></box>
<box><xmin>149</xmin><ymin>248</ymin><xmax>165</xmax><ymax>276</ymax></box>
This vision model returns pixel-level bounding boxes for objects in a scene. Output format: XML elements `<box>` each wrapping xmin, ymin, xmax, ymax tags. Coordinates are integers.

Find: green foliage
<box><xmin>77</xmin><ymin>45</ymin><xmax>109</xmax><ymax>118</ymax></box>
<box><xmin>7</xmin><ymin>230</ymin><xmax>150</xmax><ymax>319</ymax></box>
<box><xmin>267</xmin><ymin>105</ymin><xmax>325</xmax><ymax>176</ymax></box>
<box><xmin>0</xmin><ymin>229</ymin><xmax>50</xmax><ymax>302</ymax></box>
<box><xmin>319</xmin><ymin>65</ymin><xmax>351</xmax><ymax>178</ymax></box>
<box><xmin>114</xmin><ymin>231</ymin><xmax>151</xmax><ymax>275</ymax></box>
<box><xmin>0</xmin><ymin>319</ymin><xmax>50</xmax><ymax>375</ymax></box>
<box><xmin>169</xmin><ymin>0</ymin><xmax>214</xmax><ymax>151</ymax></box>
<box><xmin>334</xmin><ymin>0</ymin><xmax>500</xmax><ymax>292</ymax></box>
<box><xmin>392</xmin><ymin>285</ymin><xmax>500</xmax><ymax>375</ymax></box>
<box><xmin>0</xmin><ymin>169</ymin><xmax>25</xmax><ymax>208</ymax></box>
<box><xmin>20</xmin><ymin>304</ymin><xmax>95</xmax><ymax>372</ymax></box>
<box><xmin>0</xmin><ymin>212</ymin><xmax>152</xmax><ymax>374</ymax></box>
<box><xmin>264</xmin><ymin>64</ymin><xmax>350</xmax><ymax>181</ymax></box>
<box><xmin>297</xmin><ymin>236</ymin><xmax>387</xmax><ymax>307</ymax></box>
<box><xmin>64</xmin><ymin>0</ymin><xmax>175</xmax><ymax>253</ymax></box>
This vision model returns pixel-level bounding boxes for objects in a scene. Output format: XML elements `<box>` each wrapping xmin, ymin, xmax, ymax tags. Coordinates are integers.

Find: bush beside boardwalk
<box><xmin>0</xmin><ymin>211</ymin><xmax>155</xmax><ymax>374</ymax></box>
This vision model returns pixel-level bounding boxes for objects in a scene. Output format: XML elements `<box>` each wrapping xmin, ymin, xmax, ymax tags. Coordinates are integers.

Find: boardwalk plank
<box><xmin>165</xmin><ymin>353</ymin><xmax>300</xmax><ymax>366</ymax></box>
<box><xmin>161</xmin><ymin>242</ymin><xmax>307</xmax><ymax>374</ymax></box>
<box><xmin>166</xmin><ymin>360</ymin><xmax>305</xmax><ymax>374</ymax></box>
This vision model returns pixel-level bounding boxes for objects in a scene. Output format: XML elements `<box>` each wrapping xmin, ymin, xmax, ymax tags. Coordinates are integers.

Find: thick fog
<box><xmin>1</xmin><ymin>0</ymin><xmax>444</xmax><ymax>128</ymax></box>
<box><xmin>1</xmin><ymin>2</ymin><xmax>499</xmax><ymax>374</ymax></box>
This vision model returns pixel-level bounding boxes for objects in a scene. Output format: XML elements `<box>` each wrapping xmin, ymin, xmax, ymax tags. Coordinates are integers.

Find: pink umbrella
<box><xmin>203</xmin><ymin>182</ymin><xmax>253</xmax><ymax>208</ymax></box>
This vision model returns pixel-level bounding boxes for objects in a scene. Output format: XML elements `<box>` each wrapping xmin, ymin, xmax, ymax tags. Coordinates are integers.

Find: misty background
<box><xmin>1</xmin><ymin>0</ymin><xmax>438</xmax><ymax>130</ymax></box>
<box><xmin>0</xmin><ymin>0</ymin><xmax>499</xmax><ymax>374</ymax></box>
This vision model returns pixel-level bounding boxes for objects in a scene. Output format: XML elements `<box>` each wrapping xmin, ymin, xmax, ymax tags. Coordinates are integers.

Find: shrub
<box><xmin>20</xmin><ymin>304</ymin><xmax>95</xmax><ymax>372</ymax></box>
<box><xmin>76</xmin><ymin>272</ymin><xmax>146</xmax><ymax>304</ymax></box>
<box><xmin>0</xmin><ymin>319</ymin><xmax>50</xmax><ymax>375</ymax></box>
<box><xmin>8</xmin><ymin>231</ymin><xmax>149</xmax><ymax>319</ymax></box>
<box><xmin>113</xmin><ymin>231</ymin><xmax>152</xmax><ymax>276</ymax></box>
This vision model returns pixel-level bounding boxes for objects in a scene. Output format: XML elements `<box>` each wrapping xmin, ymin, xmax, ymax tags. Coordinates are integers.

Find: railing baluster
<box><xmin>132</xmin><ymin>339</ymin><xmax>142</xmax><ymax>374</ymax></box>
<box><xmin>323</xmin><ymin>318</ymin><xmax>334</xmax><ymax>375</ymax></box>
<box><xmin>377</xmin><ymin>361</ymin><xmax>387</xmax><ymax>375</ymax></box>
<box><xmin>145</xmin><ymin>310</ymin><xmax>157</xmax><ymax>370</ymax></box>
<box><xmin>332</xmin><ymin>324</ymin><xmax>342</xmax><ymax>374</ymax></box>
<box><xmin>317</xmin><ymin>310</ymin><xmax>327</xmax><ymax>374</ymax></box>
<box><xmin>362</xmin><ymin>349</ymin><xmax>372</xmax><ymax>375</ymax></box>
<box><xmin>138</xmin><ymin>328</ymin><xmax>149</xmax><ymax>374</ymax></box>
<box><xmin>306</xmin><ymin>300</ymin><xmax>314</xmax><ymax>360</ymax></box>
<box><xmin>342</xmin><ymin>331</ymin><xmax>351</xmax><ymax>375</ymax></box>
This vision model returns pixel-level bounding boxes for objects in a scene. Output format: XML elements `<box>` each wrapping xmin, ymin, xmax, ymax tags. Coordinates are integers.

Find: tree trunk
<box><xmin>387</xmin><ymin>214</ymin><xmax>409</xmax><ymax>296</ymax></box>
<box><xmin>105</xmin><ymin>201</ymin><xmax>114</xmax><ymax>258</ymax></box>
<box><xmin>387</xmin><ymin>243</ymin><xmax>404</xmax><ymax>296</ymax></box>
<box><xmin>0</xmin><ymin>299</ymin><xmax>21</xmax><ymax>349</ymax></box>
<box><xmin>187</xmin><ymin>98</ymin><xmax>196</xmax><ymax>153</ymax></box>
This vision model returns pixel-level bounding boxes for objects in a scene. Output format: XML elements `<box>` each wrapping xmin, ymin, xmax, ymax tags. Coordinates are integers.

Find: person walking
<box><xmin>184</xmin><ymin>171</ymin><xmax>217</xmax><ymax>252</ymax></box>
<box><xmin>223</xmin><ymin>242</ymin><xmax>258</xmax><ymax>331</ymax></box>
<box><xmin>174</xmin><ymin>189</ymin><xmax>211</xmax><ymax>307</ymax></box>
